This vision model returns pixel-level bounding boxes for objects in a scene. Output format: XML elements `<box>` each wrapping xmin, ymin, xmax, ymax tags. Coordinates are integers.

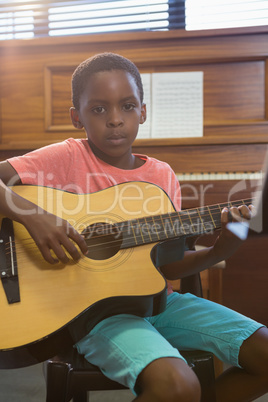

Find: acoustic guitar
<box><xmin>0</xmin><ymin>182</ymin><xmax>252</xmax><ymax>368</ymax></box>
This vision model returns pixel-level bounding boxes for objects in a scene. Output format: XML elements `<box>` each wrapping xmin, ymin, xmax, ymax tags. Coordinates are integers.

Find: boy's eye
<box><xmin>123</xmin><ymin>103</ymin><xmax>135</xmax><ymax>111</ymax></box>
<box><xmin>92</xmin><ymin>106</ymin><xmax>105</xmax><ymax>114</ymax></box>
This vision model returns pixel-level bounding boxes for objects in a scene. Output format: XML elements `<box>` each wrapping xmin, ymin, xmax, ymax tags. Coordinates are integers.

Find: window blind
<box><xmin>0</xmin><ymin>0</ymin><xmax>185</xmax><ymax>40</ymax></box>
<box><xmin>1</xmin><ymin>0</ymin><xmax>268</xmax><ymax>41</ymax></box>
<box><xmin>185</xmin><ymin>0</ymin><xmax>268</xmax><ymax>30</ymax></box>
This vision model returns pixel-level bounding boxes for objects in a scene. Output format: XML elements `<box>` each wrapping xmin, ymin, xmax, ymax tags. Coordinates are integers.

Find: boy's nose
<box><xmin>107</xmin><ymin>109</ymin><xmax>124</xmax><ymax>127</ymax></box>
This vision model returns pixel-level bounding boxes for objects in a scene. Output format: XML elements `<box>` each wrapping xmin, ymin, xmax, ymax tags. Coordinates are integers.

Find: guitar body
<box><xmin>0</xmin><ymin>182</ymin><xmax>173</xmax><ymax>368</ymax></box>
<box><xmin>1</xmin><ymin>182</ymin><xmax>250</xmax><ymax>368</ymax></box>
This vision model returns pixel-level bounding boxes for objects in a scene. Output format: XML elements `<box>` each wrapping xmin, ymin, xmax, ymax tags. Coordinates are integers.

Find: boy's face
<box><xmin>70</xmin><ymin>69</ymin><xmax>146</xmax><ymax>168</ymax></box>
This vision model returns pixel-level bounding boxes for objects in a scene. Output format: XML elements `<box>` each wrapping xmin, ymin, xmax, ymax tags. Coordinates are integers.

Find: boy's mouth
<box><xmin>107</xmin><ymin>133</ymin><xmax>126</xmax><ymax>145</ymax></box>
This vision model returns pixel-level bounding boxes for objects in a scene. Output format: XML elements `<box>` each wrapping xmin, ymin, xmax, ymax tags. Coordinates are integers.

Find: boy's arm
<box><xmin>0</xmin><ymin>161</ymin><xmax>88</xmax><ymax>264</ymax></box>
<box><xmin>160</xmin><ymin>204</ymin><xmax>253</xmax><ymax>280</ymax></box>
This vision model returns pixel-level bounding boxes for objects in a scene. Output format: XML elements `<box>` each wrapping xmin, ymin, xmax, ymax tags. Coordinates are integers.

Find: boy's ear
<box><xmin>140</xmin><ymin>103</ymin><xmax>147</xmax><ymax>124</ymax></box>
<box><xmin>70</xmin><ymin>107</ymin><xmax>84</xmax><ymax>129</ymax></box>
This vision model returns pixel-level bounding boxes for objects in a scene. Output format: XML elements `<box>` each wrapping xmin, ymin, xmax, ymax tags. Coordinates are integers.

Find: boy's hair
<box><xmin>71</xmin><ymin>52</ymin><xmax>144</xmax><ymax>110</ymax></box>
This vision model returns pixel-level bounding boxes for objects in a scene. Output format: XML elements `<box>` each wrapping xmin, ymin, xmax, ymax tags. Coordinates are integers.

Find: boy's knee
<box><xmin>137</xmin><ymin>357</ymin><xmax>201</xmax><ymax>402</ymax></box>
<box><xmin>165</xmin><ymin>371</ymin><xmax>201</xmax><ymax>402</ymax></box>
<box><xmin>239</xmin><ymin>327</ymin><xmax>268</xmax><ymax>376</ymax></box>
<box><xmin>146</xmin><ymin>371</ymin><xmax>201</xmax><ymax>402</ymax></box>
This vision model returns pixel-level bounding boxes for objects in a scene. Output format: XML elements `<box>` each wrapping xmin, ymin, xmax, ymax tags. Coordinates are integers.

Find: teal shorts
<box><xmin>75</xmin><ymin>292</ymin><xmax>264</xmax><ymax>394</ymax></box>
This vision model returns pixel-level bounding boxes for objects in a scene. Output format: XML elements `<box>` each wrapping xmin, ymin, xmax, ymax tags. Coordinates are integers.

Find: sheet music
<box><xmin>152</xmin><ymin>72</ymin><xmax>203</xmax><ymax>138</ymax></box>
<box><xmin>137</xmin><ymin>73</ymin><xmax>151</xmax><ymax>139</ymax></box>
<box><xmin>138</xmin><ymin>71</ymin><xmax>203</xmax><ymax>139</ymax></box>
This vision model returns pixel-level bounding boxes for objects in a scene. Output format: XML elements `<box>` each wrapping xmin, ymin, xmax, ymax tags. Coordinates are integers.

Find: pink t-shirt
<box><xmin>8</xmin><ymin>138</ymin><xmax>181</xmax><ymax>294</ymax></box>
<box><xmin>8</xmin><ymin>138</ymin><xmax>181</xmax><ymax>210</ymax></box>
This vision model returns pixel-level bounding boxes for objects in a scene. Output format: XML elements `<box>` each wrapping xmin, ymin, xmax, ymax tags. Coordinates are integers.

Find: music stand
<box><xmin>227</xmin><ymin>149</ymin><xmax>268</xmax><ymax>239</ymax></box>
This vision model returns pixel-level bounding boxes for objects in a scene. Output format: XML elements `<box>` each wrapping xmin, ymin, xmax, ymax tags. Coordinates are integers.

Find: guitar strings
<box><xmin>3</xmin><ymin>204</ymin><xmax>251</xmax><ymax>254</ymax></box>
<box><xmin>3</xmin><ymin>198</ymin><xmax>253</xmax><ymax>257</ymax></box>
<box><xmin>4</xmin><ymin>198</ymin><xmax>252</xmax><ymax>251</ymax></box>
<box><xmin>6</xmin><ymin>196</ymin><xmax>253</xmax><ymax>250</ymax></box>
<box><xmin>5</xmin><ymin>217</ymin><xmax>224</xmax><ymax>258</ymax></box>
<box><xmin>2</xmin><ymin>203</ymin><xmax>236</xmax><ymax>252</ymax></box>
<box><xmin>1</xmin><ymin>216</ymin><xmax>237</xmax><ymax>263</ymax></box>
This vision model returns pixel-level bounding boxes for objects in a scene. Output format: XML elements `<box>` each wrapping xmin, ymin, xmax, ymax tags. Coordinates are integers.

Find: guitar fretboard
<box><xmin>116</xmin><ymin>198</ymin><xmax>253</xmax><ymax>249</ymax></box>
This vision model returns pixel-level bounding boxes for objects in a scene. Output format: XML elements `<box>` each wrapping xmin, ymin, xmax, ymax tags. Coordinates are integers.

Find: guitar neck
<box><xmin>118</xmin><ymin>198</ymin><xmax>253</xmax><ymax>248</ymax></box>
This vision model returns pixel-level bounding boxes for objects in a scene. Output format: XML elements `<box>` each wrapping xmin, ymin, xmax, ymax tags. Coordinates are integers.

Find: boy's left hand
<box><xmin>213</xmin><ymin>204</ymin><xmax>254</xmax><ymax>261</ymax></box>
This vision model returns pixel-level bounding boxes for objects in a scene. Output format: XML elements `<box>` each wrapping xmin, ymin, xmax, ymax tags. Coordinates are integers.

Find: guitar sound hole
<box><xmin>82</xmin><ymin>222</ymin><xmax>122</xmax><ymax>260</ymax></box>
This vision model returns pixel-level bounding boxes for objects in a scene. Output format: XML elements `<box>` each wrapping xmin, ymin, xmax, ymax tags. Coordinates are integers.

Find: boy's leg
<box><xmin>134</xmin><ymin>356</ymin><xmax>201</xmax><ymax>402</ymax></box>
<box><xmin>75</xmin><ymin>313</ymin><xmax>201</xmax><ymax>402</ymax></box>
<box><xmin>215</xmin><ymin>327</ymin><xmax>268</xmax><ymax>402</ymax></box>
<box><xmin>149</xmin><ymin>292</ymin><xmax>267</xmax><ymax>402</ymax></box>
<box><xmin>75</xmin><ymin>293</ymin><xmax>267</xmax><ymax>401</ymax></box>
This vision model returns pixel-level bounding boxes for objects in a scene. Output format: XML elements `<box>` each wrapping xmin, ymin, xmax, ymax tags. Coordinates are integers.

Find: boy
<box><xmin>0</xmin><ymin>53</ymin><xmax>267</xmax><ymax>402</ymax></box>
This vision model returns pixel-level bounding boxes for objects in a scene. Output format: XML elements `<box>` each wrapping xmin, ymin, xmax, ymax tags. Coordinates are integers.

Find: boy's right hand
<box><xmin>23</xmin><ymin>210</ymin><xmax>88</xmax><ymax>264</ymax></box>
<box><xmin>0</xmin><ymin>162</ymin><xmax>88</xmax><ymax>264</ymax></box>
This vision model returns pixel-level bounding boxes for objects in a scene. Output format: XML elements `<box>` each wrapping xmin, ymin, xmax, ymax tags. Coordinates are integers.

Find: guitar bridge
<box><xmin>0</xmin><ymin>218</ymin><xmax>20</xmax><ymax>304</ymax></box>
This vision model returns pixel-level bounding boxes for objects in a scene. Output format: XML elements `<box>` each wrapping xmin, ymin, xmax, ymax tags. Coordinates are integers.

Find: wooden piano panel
<box><xmin>180</xmin><ymin>176</ymin><xmax>259</xmax><ymax>210</ymax></box>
